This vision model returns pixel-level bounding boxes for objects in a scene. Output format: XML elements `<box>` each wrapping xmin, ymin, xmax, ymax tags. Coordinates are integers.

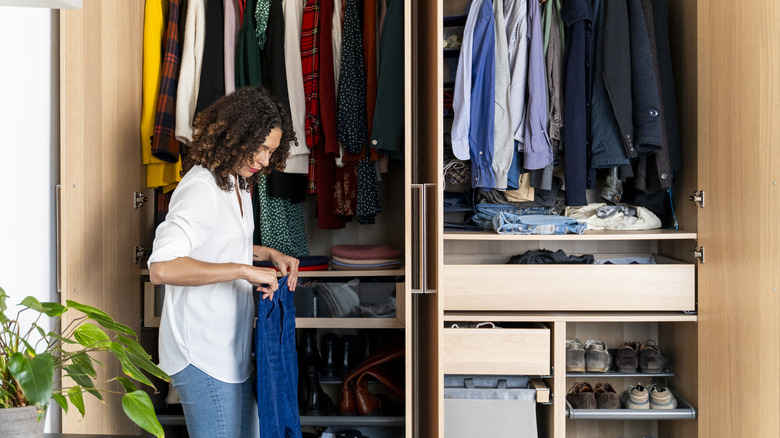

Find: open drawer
<box><xmin>440</xmin><ymin>255</ymin><xmax>694</xmax><ymax>312</ymax></box>
<box><xmin>442</xmin><ymin>323</ymin><xmax>550</xmax><ymax>375</ymax></box>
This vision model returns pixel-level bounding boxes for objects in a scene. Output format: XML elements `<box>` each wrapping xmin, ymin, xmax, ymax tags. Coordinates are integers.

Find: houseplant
<box><xmin>0</xmin><ymin>286</ymin><xmax>170</xmax><ymax>437</ymax></box>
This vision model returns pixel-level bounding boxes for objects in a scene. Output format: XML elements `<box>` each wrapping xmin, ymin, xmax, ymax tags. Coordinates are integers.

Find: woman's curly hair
<box><xmin>183</xmin><ymin>86</ymin><xmax>297</xmax><ymax>191</ymax></box>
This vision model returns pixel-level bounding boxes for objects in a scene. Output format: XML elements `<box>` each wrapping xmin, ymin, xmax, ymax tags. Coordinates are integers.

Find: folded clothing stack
<box><xmin>330</xmin><ymin>245</ymin><xmax>402</xmax><ymax>271</ymax></box>
<box><xmin>253</xmin><ymin>255</ymin><xmax>330</xmax><ymax>271</ymax></box>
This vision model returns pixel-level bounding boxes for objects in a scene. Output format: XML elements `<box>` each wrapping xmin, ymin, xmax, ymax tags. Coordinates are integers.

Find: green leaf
<box><xmin>39</xmin><ymin>301</ymin><xmax>67</xmax><ymax>317</ymax></box>
<box><xmin>114</xmin><ymin>376</ymin><xmax>138</xmax><ymax>393</ymax></box>
<box><xmin>8</xmin><ymin>352</ymin><xmax>54</xmax><ymax>408</ymax></box>
<box><xmin>0</xmin><ymin>286</ymin><xmax>7</xmax><ymax>312</ymax></box>
<box><xmin>20</xmin><ymin>296</ymin><xmax>43</xmax><ymax>312</ymax></box>
<box><xmin>73</xmin><ymin>323</ymin><xmax>110</xmax><ymax>348</ymax></box>
<box><xmin>35</xmin><ymin>325</ymin><xmax>47</xmax><ymax>341</ymax></box>
<box><xmin>63</xmin><ymin>364</ymin><xmax>102</xmax><ymax>400</ymax></box>
<box><xmin>71</xmin><ymin>352</ymin><xmax>97</xmax><ymax>378</ymax></box>
<box><xmin>122</xmin><ymin>390</ymin><xmax>165</xmax><ymax>438</ymax></box>
<box><xmin>67</xmin><ymin>387</ymin><xmax>85</xmax><ymax>417</ymax></box>
<box><xmin>52</xmin><ymin>393</ymin><xmax>68</xmax><ymax>414</ymax></box>
<box><xmin>65</xmin><ymin>300</ymin><xmax>112</xmax><ymax>320</ymax></box>
<box><xmin>48</xmin><ymin>332</ymin><xmax>79</xmax><ymax>345</ymax></box>
<box><xmin>108</xmin><ymin>342</ymin><xmax>154</xmax><ymax>388</ymax></box>
<box><xmin>89</xmin><ymin>314</ymin><xmax>135</xmax><ymax>336</ymax></box>
<box><xmin>117</xmin><ymin>335</ymin><xmax>170</xmax><ymax>382</ymax></box>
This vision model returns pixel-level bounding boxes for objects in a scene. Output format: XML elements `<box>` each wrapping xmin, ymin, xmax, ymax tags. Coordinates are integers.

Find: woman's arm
<box><xmin>252</xmin><ymin>246</ymin><xmax>300</xmax><ymax>291</ymax></box>
<box><xmin>149</xmin><ymin>256</ymin><xmax>279</xmax><ymax>298</ymax></box>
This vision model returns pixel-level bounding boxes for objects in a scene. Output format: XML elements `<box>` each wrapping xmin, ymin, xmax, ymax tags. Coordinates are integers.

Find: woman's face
<box><xmin>234</xmin><ymin>127</ymin><xmax>282</xmax><ymax>178</ymax></box>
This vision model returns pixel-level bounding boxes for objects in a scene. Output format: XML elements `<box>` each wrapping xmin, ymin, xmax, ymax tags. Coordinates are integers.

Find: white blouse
<box><xmin>148</xmin><ymin>166</ymin><xmax>255</xmax><ymax>383</ymax></box>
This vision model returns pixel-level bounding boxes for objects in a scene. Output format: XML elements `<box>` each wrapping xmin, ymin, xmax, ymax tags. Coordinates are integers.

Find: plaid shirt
<box><xmin>301</xmin><ymin>0</ymin><xmax>321</xmax><ymax>193</ymax></box>
<box><xmin>152</xmin><ymin>0</ymin><xmax>183</xmax><ymax>163</ymax></box>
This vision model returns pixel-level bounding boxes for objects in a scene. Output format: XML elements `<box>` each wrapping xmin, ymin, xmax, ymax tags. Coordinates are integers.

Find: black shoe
<box><xmin>340</xmin><ymin>334</ymin><xmax>359</xmax><ymax>375</ymax></box>
<box><xmin>320</xmin><ymin>332</ymin><xmax>341</xmax><ymax>377</ymax></box>
<box><xmin>358</xmin><ymin>331</ymin><xmax>382</xmax><ymax>362</ymax></box>
<box><xmin>303</xmin><ymin>365</ymin><xmax>332</xmax><ymax>415</ymax></box>
<box><xmin>298</xmin><ymin>329</ymin><xmax>321</xmax><ymax>369</ymax></box>
<box><xmin>336</xmin><ymin>430</ymin><xmax>366</xmax><ymax>438</ymax></box>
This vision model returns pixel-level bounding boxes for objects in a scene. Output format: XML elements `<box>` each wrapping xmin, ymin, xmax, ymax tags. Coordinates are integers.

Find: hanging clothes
<box><xmin>282</xmin><ymin>0</ymin><xmax>311</xmax><ymax>174</ymax></box>
<box><xmin>255</xmin><ymin>0</ymin><xmax>271</xmax><ymax>49</ymax></box>
<box><xmin>523</xmin><ymin>0</ymin><xmax>553</xmax><ymax>171</ymax></box>
<box><xmin>315</xmin><ymin>0</ymin><xmax>346</xmax><ymax>229</ymax></box>
<box><xmin>301</xmin><ymin>0</ymin><xmax>321</xmax><ymax>193</ymax></box>
<box><xmin>504</xmin><ymin>0</ymin><xmax>528</xmax><ymax>191</ymax></box>
<box><xmin>194</xmin><ymin>0</ymin><xmax>225</xmax><ymax>116</ymax></box>
<box><xmin>224</xmin><ymin>0</ymin><xmax>240</xmax><ymax>94</ymax></box>
<box><xmin>258</xmin><ymin>176</ymin><xmax>310</xmax><ymax>257</ymax></box>
<box><xmin>561</xmin><ymin>0</ymin><xmax>593</xmax><ymax>206</ymax></box>
<box><xmin>469</xmin><ymin>0</ymin><xmax>497</xmax><ymax>189</ymax></box>
<box><xmin>144</xmin><ymin>0</ymin><xmax>184</xmax><ymax>190</ymax></box>
<box><xmin>451</xmin><ymin>0</ymin><xmax>480</xmax><ymax>161</ymax></box>
<box><xmin>370</xmin><ymin>0</ymin><xmax>405</xmax><ymax>160</ymax></box>
<box><xmin>175</xmin><ymin>0</ymin><xmax>206</xmax><ymax>144</ymax></box>
<box><xmin>260</xmin><ymin>0</ymin><xmax>291</xmax><ymax>113</ymax></box>
<box><xmin>255</xmin><ymin>277</ymin><xmax>302</xmax><ymax>438</ymax></box>
<box><xmin>491</xmin><ymin>0</ymin><xmax>512</xmax><ymax>191</ymax></box>
<box><xmin>543</xmin><ymin>0</ymin><xmax>564</xmax><ymax>157</ymax></box>
<box><xmin>336</xmin><ymin>0</ymin><xmax>368</xmax><ymax>156</ymax></box>
<box><xmin>651</xmin><ymin>0</ymin><xmax>682</xmax><ymax>172</ymax></box>
<box><xmin>236</xmin><ymin>0</ymin><xmax>263</xmax><ymax>87</ymax></box>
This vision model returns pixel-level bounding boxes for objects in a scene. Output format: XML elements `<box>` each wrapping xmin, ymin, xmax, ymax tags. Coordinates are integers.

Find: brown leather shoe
<box><xmin>354</xmin><ymin>373</ymin><xmax>382</xmax><ymax>416</ymax></box>
<box><xmin>639</xmin><ymin>340</ymin><xmax>664</xmax><ymax>373</ymax></box>
<box><xmin>566</xmin><ymin>382</ymin><xmax>597</xmax><ymax>409</ymax></box>
<box><xmin>595</xmin><ymin>383</ymin><xmax>620</xmax><ymax>409</ymax></box>
<box><xmin>339</xmin><ymin>341</ymin><xmax>404</xmax><ymax>415</ymax></box>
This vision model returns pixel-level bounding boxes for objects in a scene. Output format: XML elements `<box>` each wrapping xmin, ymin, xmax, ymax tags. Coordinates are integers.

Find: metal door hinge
<box><xmin>689</xmin><ymin>190</ymin><xmax>705</xmax><ymax>208</ymax></box>
<box><xmin>135</xmin><ymin>246</ymin><xmax>149</xmax><ymax>264</ymax></box>
<box><xmin>691</xmin><ymin>247</ymin><xmax>705</xmax><ymax>263</ymax></box>
<box><xmin>134</xmin><ymin>192</ymin><xmax>148</xmax><ymax>209</ymax></box>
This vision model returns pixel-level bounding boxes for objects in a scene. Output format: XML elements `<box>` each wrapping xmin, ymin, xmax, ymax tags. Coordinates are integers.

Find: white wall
<box><xmin>0</xmin><ymin>6</ymin><xmax>61</xmax><ymax>432</ymax></box>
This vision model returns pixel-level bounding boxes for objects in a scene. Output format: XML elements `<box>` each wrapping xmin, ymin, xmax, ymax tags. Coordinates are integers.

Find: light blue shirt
<box><xmin>451</xmin><ymin>0</ymin><xmax>483</xmax><ymax>160</ymax></box>
<box><xmin>523</xmin><ymin>0</ymin><xmax>553</xmax><ymax>170</ymax></box>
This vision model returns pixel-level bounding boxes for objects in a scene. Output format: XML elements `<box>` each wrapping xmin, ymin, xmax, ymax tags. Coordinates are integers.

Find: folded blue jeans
<box><xmin>493</xmin><ymin>213</ymin><xmax>587</xmax><ymax>235</ymax></box>
<box><xmin>256</xmin><ymin>278</ymin><xmax>302</xmax><ymax>438</ymax></box>
<box><xmin>467</xmin><ymin>203</ymin><xmax>551</xmax><ymax>230</ymax></box>
<box><xmin>171</xmin><ymin>364</ymin><xmax>259</xmax><ymax>438</ymax></box>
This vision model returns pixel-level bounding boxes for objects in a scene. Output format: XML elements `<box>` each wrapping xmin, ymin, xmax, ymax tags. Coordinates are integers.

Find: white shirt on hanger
<box><xmin>175</xmin><ymin>0</ymin><xmax>206</xmax><ymax>144</ymax></box>
<box><xmin>282</xmin><ymin>0</ymin><xmax>311</xmax><ymax>174</ymax></box>
<box><xmin>148</xmin><ymin>166</ymin><xmax>255</xmax><ymax>383</ymax></box>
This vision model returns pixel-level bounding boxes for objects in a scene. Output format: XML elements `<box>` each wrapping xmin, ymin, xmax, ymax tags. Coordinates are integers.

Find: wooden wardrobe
<box><xmin>58</xmin><ymin>0</ymin><xmax>779</xmax><ymax>436</ymax></box>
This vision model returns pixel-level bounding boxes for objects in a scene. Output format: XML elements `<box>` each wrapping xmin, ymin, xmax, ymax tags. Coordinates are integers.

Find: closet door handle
<box><xmin>55</xmin><ymin>184</ymin><xmax>61</xmax><ymax>294</ymax></box>
<box><xmin>422</xmin><ymin>183</ymin><xmax>436</xmax><ymax>294</ymax></box>
<box><xmin>410</xmin><ymin>184</ymin><xmax>424</xmax><ymax>294</ymax></box>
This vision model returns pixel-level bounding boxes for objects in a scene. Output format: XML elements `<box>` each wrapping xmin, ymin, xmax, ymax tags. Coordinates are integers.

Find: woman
<box><xmin>148</xmin><ymin>86</ymin><xmax>300</xmax><ymax>437</ymax></box>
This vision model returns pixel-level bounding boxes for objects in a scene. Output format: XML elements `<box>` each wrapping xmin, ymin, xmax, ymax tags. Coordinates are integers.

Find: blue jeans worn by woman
<box><xmin>171</xmin><ymin>364</ymin><xmax>259</xmax><ymax>438</ymax></box>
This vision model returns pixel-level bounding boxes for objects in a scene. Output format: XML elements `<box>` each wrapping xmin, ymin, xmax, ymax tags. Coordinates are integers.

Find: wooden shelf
<box><xmin>443</xmin><ymin>312</ymin><xmax>698</xmax><ymax>323</ymax></box>
<box><xmin>298</xmin><ymin>269</ymin><xmax>404</xmax><ymax>277</ymax></box>
<box><xmin>443</xmin><ymin>229</ymin><xmax>697</xmax><ymax>241</ymax></box>
<box><xmin>299</xmin><ymin>415</ymin><xmax>405</xmax><ymax>427</ymax></box>
<box><xmin>140</xmin><ymin>269</ymin><xmax>404</xmax><ymax>278</ymax></box>
<box><xmin>296</xmin><ymin>317</ymin><xmax>404</xmax><ymax>329</ymax></box>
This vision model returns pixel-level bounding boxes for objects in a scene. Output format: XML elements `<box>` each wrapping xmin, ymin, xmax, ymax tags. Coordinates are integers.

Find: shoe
<box><xmin>584</xmin><ymin>340</ymin><xmax>612</xmax><ymax>372</ymax></box>
<box><xmin>615</xmin><ymin>341</ymin><xmax>640</xmax><ymax>373</ymax></box>
<box><xmin>320</xmin><ymin>332</ymin><xmax>341</xmax><ymax>377</ymax></box>
<box><xmin>298</xmin><ymin>329</ymin><xmax>321</xmax><ymax>368</ymax></box>
<box><xmin>359</xmin><ymin>331</ymin><xmax>382</xmax><ymax>361</ymax></box>
<box><xmin>566</xmin><ymin>339</ymin><xmax>586</xmax><ymax>372</ymax></box>
<box><xmin>566</xmin><ymin>382</ymin><xmax>597</xmax><ymax>409</ymax></box>
<box><xmin>649</xmin><ymin>383</ymin><xmax>678</xmax><ymax>409</ymax></box>
<box><xmin>594</xmin><ymin>383</ymin><xmax>620</xmax><ymax>409</ymax></box>
<box><xmin>303</xmin><ymin>365</ymin><xmax>333</xmax><ymax>415</ymax></box>
<box><xmin>639</xmin><ymin>340</ymin><xmax>664</xmax><ymax>373</ymax></box>
<box><xmin>340</xmin><ymin>334</ymin><xmax>359</xmax><ymax>375</ymax></box>
<box><xmin>619</xmin><ymin>383</ymin><xmax>650</xmax><ymax>409</ymax></box>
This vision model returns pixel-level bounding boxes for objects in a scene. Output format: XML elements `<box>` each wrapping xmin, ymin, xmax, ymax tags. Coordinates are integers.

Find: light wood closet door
<box><xmin>697</xmin><ymin>1</ymin><xmax>780</xmax><ymax>436</ymax></box>
<box><xmin>60</xmin><ymin>0</ymin><xmax>145</xmax><ymax>434</ymax></box>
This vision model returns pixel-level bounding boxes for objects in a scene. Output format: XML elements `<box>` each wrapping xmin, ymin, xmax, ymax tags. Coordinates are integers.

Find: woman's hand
<box><xmin>269</xmin><ymin>251</ymin><xmax>299</xmax><ymax>291</ymax></box>
<box><xmin>244</xmin><ymin>266</ymin><xmax>279</xmax><ymax>300</ymax></box>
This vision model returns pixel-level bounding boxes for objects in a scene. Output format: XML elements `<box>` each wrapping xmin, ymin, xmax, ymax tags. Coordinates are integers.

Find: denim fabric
<box><xmin>256</xmin><ymin>278</ymin><xmax>302</xmax><ymax>438</ymax></box>
<box><xmin>467</xmin><ymin>203</ymin><xmax>551</xmax><ymax>230</ymax></box>
<box><xmin>171</xmin><ymin>365</ymin><xmax>259</xmax><ymax>438</ymax></box>
<box><xmin>493</xmin><ymin>213</ymin><xmax>587</xmax><ymax>235</ymax></box>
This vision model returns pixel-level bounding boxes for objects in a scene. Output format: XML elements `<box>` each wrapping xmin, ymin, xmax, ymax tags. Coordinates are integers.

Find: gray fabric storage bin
<box><xmin>444</xmin><ymin>375</ymin><xmax>538</xmax><ymax>438</ymax></box>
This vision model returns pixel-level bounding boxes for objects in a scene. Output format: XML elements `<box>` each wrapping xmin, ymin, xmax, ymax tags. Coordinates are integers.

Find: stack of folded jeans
<box><xmin>330</xmin><ymin>245</ymin><xmax>402</xmax><ymax>271</ymax></box>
